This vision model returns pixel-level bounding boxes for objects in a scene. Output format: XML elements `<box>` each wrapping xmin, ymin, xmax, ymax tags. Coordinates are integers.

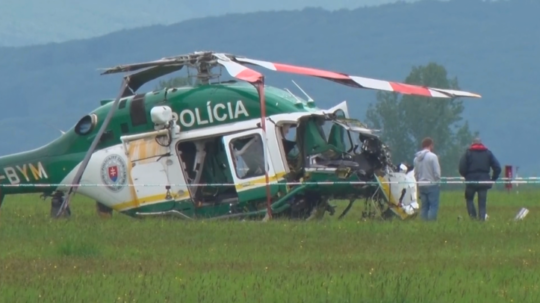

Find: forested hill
<box><xmin>0</xmin><ymin>0</ymin><xmax>409</xmax><ymax>47</ymax></box>
<box><xmin>0</xmin><ymin>0</ymin><xmax>539</xmax><ymax>175</ymax></box>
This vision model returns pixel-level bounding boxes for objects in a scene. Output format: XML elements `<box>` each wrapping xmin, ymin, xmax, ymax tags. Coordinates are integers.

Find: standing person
<box><xmin>458</xmin><ymin>137</ymin><xmax>501</xmax><ymax>221</ymax></box>
<box><xmin>414</xmin><ymin>137</ymin><xmax>442</xmax><ymax>221</ymax></box>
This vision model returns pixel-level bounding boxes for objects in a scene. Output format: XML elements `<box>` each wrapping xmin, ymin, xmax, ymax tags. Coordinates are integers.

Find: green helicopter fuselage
<box><xmin>0</xmin><ymin>81</ymin><xmax>315</xmax><ymax>197</ymax></box>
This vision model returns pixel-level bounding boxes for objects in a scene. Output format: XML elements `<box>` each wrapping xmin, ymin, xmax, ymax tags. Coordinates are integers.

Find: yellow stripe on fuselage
<box><xmin>112</xmin><ymin>191</ymin><xmax>191</xmax><ymax>212</ymax></box>
<box><xmin>234</xmin><ymin>172</ymin><xmax>287</xmax><ymax>192</ymax></box>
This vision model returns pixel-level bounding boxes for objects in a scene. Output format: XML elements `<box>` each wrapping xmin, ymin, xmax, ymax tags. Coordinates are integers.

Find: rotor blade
<box><xmin>100</xmin><ymin>58</ymin><xmax>184</xmax><ymax>75</ymax></box>
<box><xmin>123</xmin><ymin>65</ymin><xmax>185</xmax><ymax>96</ymax></box>
<box><xmin>234</xmin><ymin>57</ymin><xmax>481</xmax><ymax>99</ymax></box>
<box><xmin>56</xmin><ymin>78</ymin><xmax>128</xmax><ymax>217</ymax></box>
<box><xmin>214</xmin><ymin>53</ymin><xmax>262</xmax><ymax>83</ymax></box>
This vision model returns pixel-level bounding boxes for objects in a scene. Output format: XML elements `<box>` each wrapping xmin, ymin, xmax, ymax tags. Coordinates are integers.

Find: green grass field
<box><xmin>1</xmin><ymin>189</ymin><xmax>539</xmax><ymax>302</ymax></box>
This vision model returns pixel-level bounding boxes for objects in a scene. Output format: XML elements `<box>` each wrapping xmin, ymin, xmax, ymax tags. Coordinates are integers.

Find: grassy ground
<box><xmin>0</xmin><ymin>189</ymin><xmax>539</xmax><ymax>302</ymax></box>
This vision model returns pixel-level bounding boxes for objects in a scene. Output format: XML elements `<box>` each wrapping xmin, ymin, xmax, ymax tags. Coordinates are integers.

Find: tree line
<box><xmin>365</xmin><ymin>62</ymin><xmax>478</xmax><ymax>177</ymax></box>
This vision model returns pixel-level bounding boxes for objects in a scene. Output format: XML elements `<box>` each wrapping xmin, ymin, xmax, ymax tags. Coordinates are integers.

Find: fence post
<box><xmin>504</xmin><ymin>165</ymin><xmax>513</xmax><ymax>193</ymax></box>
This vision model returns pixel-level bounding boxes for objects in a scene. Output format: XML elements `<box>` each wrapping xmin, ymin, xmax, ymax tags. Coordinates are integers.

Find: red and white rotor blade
<box><xmin>234</xmin><ymin>57</ymin><xmax>481</xmax><ymax>99</ymax></box>
<box><xmin>348</xmin><ymin>77</ymin><xmax>482</xmax><ymax>98</ymax></box>
<box><xmin>214</xmin><ymin>53</ymin><xmax>263</xmax><ymax>83</ymax></box>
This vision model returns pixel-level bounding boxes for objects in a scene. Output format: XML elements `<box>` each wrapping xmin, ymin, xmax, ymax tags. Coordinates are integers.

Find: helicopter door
<box><xmin>127</xmin><ymin>137</ymin><xmax>190</xmax><ymax>210</ymax></box>
<box><xmin>222</xmin><ymin>129</ymin><xmax>279</xmax><ymax>202</ymax></box>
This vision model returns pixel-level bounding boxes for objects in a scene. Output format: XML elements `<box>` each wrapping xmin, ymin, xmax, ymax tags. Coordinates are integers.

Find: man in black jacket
<box><xmin>458</xmin><ymin>138</ymin><xmax>502</xmax><ymax>221</ymax></box>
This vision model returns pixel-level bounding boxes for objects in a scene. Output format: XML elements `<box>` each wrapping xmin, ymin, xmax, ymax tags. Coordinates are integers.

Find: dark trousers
<box><xmin>465</xmin><ymin>185</ymin><xmax>488</xmax><ymax>220</ymax></box>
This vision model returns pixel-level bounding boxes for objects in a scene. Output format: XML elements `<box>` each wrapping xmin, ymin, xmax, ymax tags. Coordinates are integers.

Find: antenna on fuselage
<box><xmin>284</xmin><ymin>88</ymin><xmax>303</xmax><ymax>105</ymax></box>
<box><xmin>291</xmin><ymin>80</ymin><xmax>314</xmax><ymax>104</ymax></box>
<box><xmin>41</xmin><ymin>121</ymin><xmax>65</xmax><ymax>135</ymax></box>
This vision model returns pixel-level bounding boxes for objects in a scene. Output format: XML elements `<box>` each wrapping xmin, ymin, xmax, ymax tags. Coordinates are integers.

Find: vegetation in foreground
<box><xmin>1</xmin><ymin>189</ymin><xmax>539</xmax><ymax>302</ymax></box>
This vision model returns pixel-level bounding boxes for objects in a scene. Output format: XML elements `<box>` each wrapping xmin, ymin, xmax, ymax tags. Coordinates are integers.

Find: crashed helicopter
<box><xmin>0</xmin><ymin>51</ymin><xmax>481</xmax><ymax>221</ymax></box>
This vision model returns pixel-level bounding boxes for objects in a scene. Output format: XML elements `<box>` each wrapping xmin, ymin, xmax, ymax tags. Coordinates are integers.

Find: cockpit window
<box><xmin>302</xmin><ymin>118</ymin><xmax>341</xmax><ymax>156</ymax></box>
<box><xmin>310</xmin><ymin>118</ymin><xmax>368</xmax><ymax>155</ymax></box>
<box><xmin>281</xmin><ymin>124</ymin><xmax>299</xmax><ymax>158</ymax></box>
<box><xmin>325</xmin><ymin>121</ymin><xmax>354</xmax><ymax>153</ymax></box>
<box><xmin>298</xmin><ymin>116</ymin><xmax>373</xmax><ymax>158</ymax></box>
<box><xmin>334</xmin><ymin>109</ymin><xmax>346</xmax><ymax>118</ymax></box>
<box><xmin>281</xmin><ymin>124</ymin><xmax>296</xmax><ymax>141</ymax></box>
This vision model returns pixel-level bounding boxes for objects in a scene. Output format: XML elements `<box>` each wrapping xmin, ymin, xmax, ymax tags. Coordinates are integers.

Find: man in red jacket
<box><xmin>458</xmin><ymin>137</ymin><xmax>501</xmax><ymax>221</ymax></box>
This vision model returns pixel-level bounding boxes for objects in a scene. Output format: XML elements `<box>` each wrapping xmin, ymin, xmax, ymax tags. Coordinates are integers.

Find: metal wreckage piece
<box><xmin>514</xmin><ymin>207</ymin><xmax>529</xmax><ymax>221</ymax></box>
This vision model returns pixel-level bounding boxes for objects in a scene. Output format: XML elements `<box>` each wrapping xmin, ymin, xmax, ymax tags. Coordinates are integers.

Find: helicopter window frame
<box><xmin>229</xmin><ymin>133</ymin><xmax>266</xmax><ymax>180</ymax></box>
<box><xmin>275</xmin><ymin>124</ymin><xmax>298</xmax><ymax>173</ymax></box>
<box><xmin>331</xmin><ymin>117</ymin><xmax>376</xmax><ymax>154</ymax></box>
<box><xmin>338</xmin><ymin>122</ymin><xmax>356</xmax><ymax>154</ymax></box>
<box><xmin>341</xmin><ymin>127</ymin><xmax>355</xmax><ymax>154</ymax></box>
<box><xmin>317</xmin><ymin>118</ymin><xmax>355</xmax><ymax>153</ymax></box>
<box><xmin>333</xmin><ymin>123</ymin><xmax>364</xmax><ymax>155</ymax></box>
<box><xmin>326</xmin><ymin>121</ymin><xmax>354</xmax><ymax>153</ymax></box>
<box><xmin>334</xmin><ymin>109</ymin><xmax>346</xmax><ymax>117</ymax></box>
<box><xmin>74</xmin><ymin>114</ymin><xmax>98</xmax><ymax>136</ymax></box>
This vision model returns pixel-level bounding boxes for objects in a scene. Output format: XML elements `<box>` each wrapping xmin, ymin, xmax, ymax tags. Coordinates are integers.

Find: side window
<box><xmin>281</xmin><ymin>125</ymin><xmax>299</xmax><ymax>157</ymax></box>
<box><xmin>282</xmin><ymin>125</ymin><xmax>296</xmax><ymax>142</ymax></box>
<box><xmin>230</xmin><ymin>134</ymin><xmax>265</xmax><ymax>179</ymax></box>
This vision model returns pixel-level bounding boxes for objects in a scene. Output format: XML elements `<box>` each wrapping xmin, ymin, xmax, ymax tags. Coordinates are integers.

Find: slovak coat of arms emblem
<box><xmin>100</xmin><ymin>154</ymin><xmax>127</xmax><ymax>192</ymax></box>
